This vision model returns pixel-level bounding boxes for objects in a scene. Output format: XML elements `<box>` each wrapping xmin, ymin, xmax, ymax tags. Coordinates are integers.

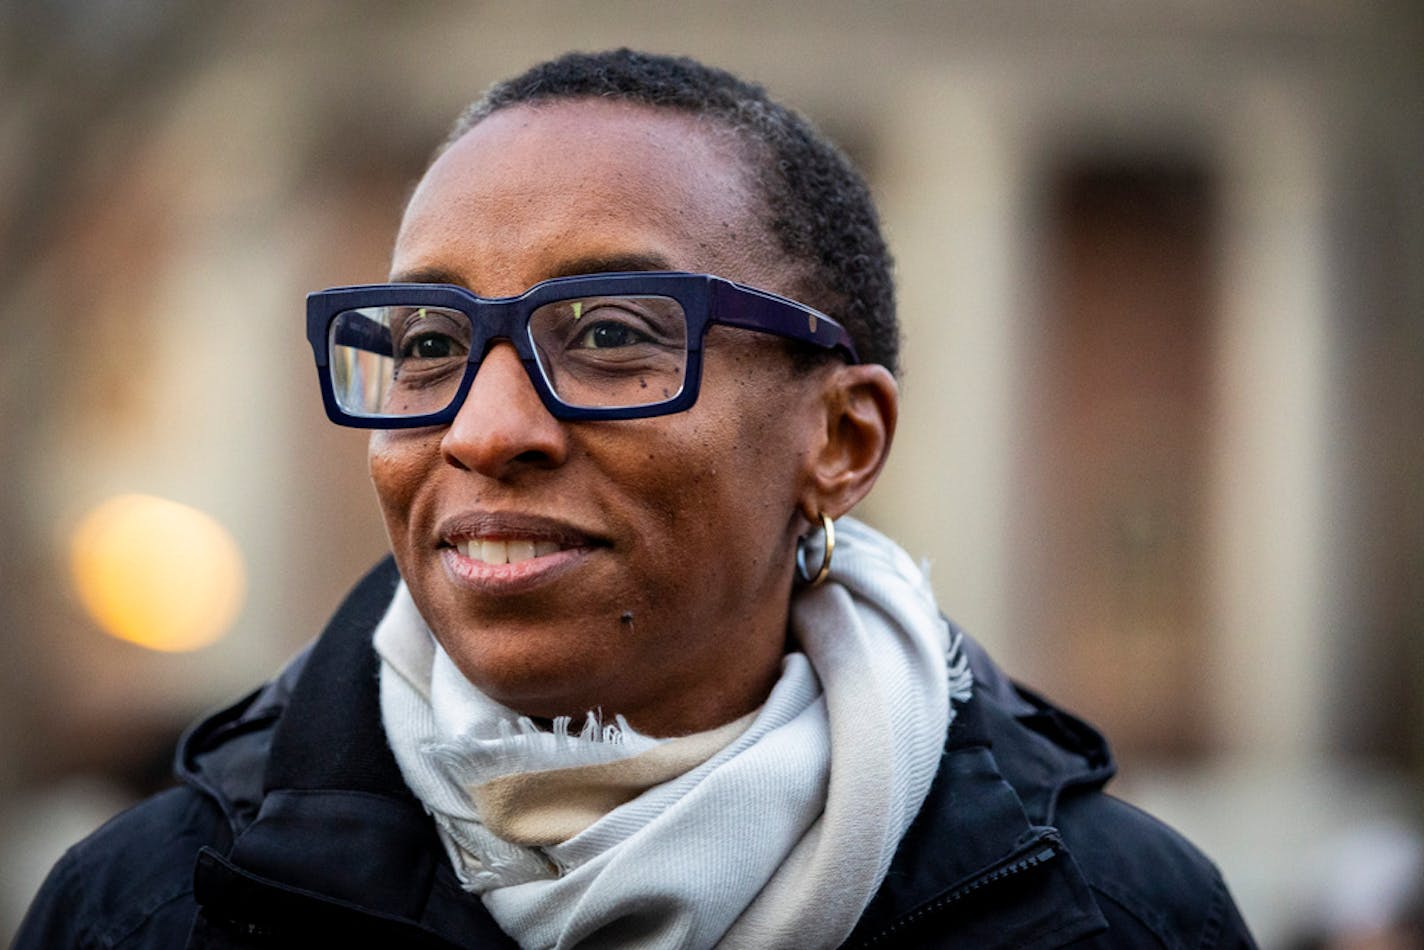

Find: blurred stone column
<box><xmin>1210</xmin><ymin>76</ymin><xmax>1338</xmax><ymax>763</ymax></box>
<box><xmin>865</xmin><ymin>67</ymin><xmax>1030</xmax><ymax>659</ymax></box>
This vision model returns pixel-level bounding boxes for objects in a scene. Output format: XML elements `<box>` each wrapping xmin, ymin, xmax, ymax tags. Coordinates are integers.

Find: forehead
<box><xmin>394</xmin><ymin>99</ymin><xmax>782</xmax><ymax>296</ymax></box>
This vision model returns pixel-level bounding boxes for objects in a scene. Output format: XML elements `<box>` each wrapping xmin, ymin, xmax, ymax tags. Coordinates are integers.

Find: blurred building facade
<box><xmin>2</xmin><ymin>2</ymin><xmax>1421</xmax><ymax>944</ymax></box>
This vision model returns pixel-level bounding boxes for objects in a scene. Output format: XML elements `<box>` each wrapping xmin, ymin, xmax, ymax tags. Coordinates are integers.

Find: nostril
<box><xmin>439</xmin><ymin>397</ymin><xmax>569</xmax><ymax>477</ymax></box>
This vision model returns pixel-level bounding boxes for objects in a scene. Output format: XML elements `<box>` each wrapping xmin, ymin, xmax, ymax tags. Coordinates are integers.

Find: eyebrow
<box><xmin>389</xmin><ymin>253</ymin><xmax>678</xmax><ymax>292</ymax></box>
<box><xmin>544</xmin><ymin>253</ymin><xmax>675</xmax><ymax>279</ymax></box>
<box><xmin>388</xmin><ymin>265</ymin><xmax>465</xmax><ymax>285</ymax></box>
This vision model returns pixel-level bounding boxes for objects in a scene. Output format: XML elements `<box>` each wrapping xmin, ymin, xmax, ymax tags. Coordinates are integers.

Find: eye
<box><xmin>574</xmin><ymin>321</ymin><xmax>650</xmax><ymax>350</ymax></box>
<box><xmin>400</xmin><ymin>332</ymin><xmax>459</xmax><ymax>359</ymax></box>
<box><xmin>390</xmin><ymin>307</ymin><xmax>469</xmax><ymax>362</ymax></box>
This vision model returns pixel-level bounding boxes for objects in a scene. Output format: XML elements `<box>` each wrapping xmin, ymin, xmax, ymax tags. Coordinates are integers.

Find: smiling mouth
<box><xmin>440</xmin><ymin>532</ymin><xmax>594</xmax><ymax>594</ymax></box>
<box><xmin>437</xmin><ymin>513</ymin><xmax>604</xmax><ymax>589</ymax></box>
<box><xmin>453</xmin><ymin>538</ymin><xmax>565</xmax><ymax>565</ymax></box>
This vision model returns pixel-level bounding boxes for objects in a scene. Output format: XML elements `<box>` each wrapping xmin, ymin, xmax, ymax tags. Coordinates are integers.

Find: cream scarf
<box><xmin>376</xmin><ymin>517</ymin><xmax>973</xmax><ymax>949</ymax></box>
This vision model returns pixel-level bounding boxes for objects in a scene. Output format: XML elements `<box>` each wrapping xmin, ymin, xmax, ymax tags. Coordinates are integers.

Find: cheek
<box><xmin>368</xmin><ymin>431</ymin><xmax>436</xmax><ymax>528</ymax></box>
<box><xmin>640</xmin><ymin>367</ymin><xmax>813</xmax><ymax>552</ymax></box>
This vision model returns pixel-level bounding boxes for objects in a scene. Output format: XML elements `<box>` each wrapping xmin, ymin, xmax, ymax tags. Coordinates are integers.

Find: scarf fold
<box><xmin>377</xmin><ymin>517</ymin><xmax>972</xmax><ymax>949</ymax></box>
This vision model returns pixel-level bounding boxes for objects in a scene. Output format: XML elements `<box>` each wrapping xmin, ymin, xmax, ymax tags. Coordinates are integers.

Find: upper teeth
<box><xmin>457</xmin><ymin>539</ymin><xmax>562</xmax><ymax>564</ymax></box>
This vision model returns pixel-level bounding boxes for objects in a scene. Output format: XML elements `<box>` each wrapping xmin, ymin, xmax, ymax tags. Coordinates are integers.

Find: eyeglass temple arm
<box><xmin>710</xmin><ymin>279</ymin><xmax>859</xmax><ymax>362</ymax></box>
<box><xmin>331</xmin><ymin>312</ymin><xmax>394</xmax><ymax>357</ymax></box>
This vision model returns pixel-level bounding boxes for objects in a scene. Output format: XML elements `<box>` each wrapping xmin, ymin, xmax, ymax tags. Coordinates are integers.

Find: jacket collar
<box><xmin>844</xmin><ymin>636</ymin><xmax>1113</xmax><ymax>947</ymax></box>
<box><xmin>188</xmin><ymin>557</ymin><xmax>517</xmax><ymax>947</ymax></box>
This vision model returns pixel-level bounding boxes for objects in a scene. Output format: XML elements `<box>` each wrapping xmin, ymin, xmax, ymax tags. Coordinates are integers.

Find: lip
<box><xmin>436</xmin><ymin>511</ymin><xmax>605</xmax><ymax>595</ymax></box>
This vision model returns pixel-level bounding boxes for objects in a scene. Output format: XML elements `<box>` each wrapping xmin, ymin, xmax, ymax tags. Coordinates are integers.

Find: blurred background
<box><xmin>2</xmin><ymin>1</ymin><xmax>1421</xmax><ymax>945</ymax></box>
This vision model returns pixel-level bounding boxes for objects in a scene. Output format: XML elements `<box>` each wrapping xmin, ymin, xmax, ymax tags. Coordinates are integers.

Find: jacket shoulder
<box><xmin>1054</xmin><ymin>784</ymin><xmax>1255</xmax><ymax>947</ymax></box>
<box><xmin>15</xmin><ymin>558</ymin><xmax>402</xmax><ymax>949</ymax></box>
<box><xmin>14</xmin><ymin>786</ymin><xmax>227</xmax><ymax>948</ymax></box>
<box><xmin>959</xmin><ymin>634</ymin><xmax>1255</xmax><ymax>947</ymax></box>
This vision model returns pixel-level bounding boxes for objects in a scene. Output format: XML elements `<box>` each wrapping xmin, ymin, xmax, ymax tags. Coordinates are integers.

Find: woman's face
<box><xmin>372</xmin><ymin>100</ymin><xmax>829</xmax><ymax>735</ymax></box>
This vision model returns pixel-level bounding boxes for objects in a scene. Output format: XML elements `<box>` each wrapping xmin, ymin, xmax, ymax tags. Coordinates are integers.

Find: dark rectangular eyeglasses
<box><xmin>306</xmin><ymin>271</ymin><xmax>859</xmax><ymax>428</ymax></box>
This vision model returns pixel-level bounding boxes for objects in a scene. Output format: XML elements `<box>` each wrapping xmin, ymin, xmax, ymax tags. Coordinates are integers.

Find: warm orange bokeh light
<box><xmin>69</xmin><ymin>494</ymin><xmax>246</xmax><ymax>652</ymax></box>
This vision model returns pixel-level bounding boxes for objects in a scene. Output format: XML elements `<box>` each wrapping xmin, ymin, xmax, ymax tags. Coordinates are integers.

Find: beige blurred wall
<box><xmin>2</xmin><ymin>2</ymin><xmax>1421</xmax><ymax>943</ymax></box>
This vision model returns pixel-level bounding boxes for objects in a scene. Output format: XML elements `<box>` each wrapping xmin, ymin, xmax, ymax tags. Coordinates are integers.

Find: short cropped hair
<box><xmin>438</xmin><ymin>49</ymin><xmax>899</xmax><ymax>374</ymax></box>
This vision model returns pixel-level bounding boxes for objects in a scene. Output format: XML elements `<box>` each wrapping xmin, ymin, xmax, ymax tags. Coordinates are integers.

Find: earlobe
<box><xmin>799</xmin><ymin>364</ymin><xmax>898</xmax><ymax>522</ymax></box>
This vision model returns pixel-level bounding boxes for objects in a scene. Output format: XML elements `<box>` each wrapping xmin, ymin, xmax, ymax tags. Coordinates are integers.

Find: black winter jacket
<box><xmin>17</xmin><ymin>558</ymin><xmax>1256</xmax><ymax>948</ymax></box>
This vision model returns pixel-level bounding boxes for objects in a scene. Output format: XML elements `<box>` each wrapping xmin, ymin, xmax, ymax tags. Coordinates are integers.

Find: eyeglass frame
<box><xmin>306</xmin><ymin>271</ymin><xmax>860</xmax><ymax>428</ymax></box>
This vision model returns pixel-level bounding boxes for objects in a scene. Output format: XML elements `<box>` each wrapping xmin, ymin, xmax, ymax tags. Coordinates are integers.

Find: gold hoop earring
<box><xmin>796</xmin><ymin>512</ymin><xmax>835</xmax><ymax>587</ymax></box>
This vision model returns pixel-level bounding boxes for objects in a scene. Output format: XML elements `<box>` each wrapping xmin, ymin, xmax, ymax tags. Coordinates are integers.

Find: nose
<box><xmin>440</xmin><ymin>341</ymin><xmax>569</xmax><ymax>477</ymax></box>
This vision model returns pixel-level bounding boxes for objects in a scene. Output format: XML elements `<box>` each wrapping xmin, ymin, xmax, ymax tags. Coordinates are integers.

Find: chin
<box><xmin>436</xmin><ymin>627</ymin><xmax>622</xmax><ymax>719</ymax></box>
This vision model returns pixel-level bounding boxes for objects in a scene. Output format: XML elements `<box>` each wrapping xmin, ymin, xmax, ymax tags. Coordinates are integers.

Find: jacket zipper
<box><xmin>851</xmin><ymin>836</ymin><xmax>1062</xmax><ymax>948</ymax></box>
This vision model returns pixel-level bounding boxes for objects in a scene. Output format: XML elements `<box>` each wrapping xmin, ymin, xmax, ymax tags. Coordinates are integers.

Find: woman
<box><xmin>18</xmin><ymin>50</ymin><xmax>1255</xmax><ymax>948</ymax></box>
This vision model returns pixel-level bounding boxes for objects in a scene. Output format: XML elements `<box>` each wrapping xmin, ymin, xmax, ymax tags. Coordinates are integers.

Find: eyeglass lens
<box><xmin>327</xmin><ymin>295</ymin><xmax>690</xmax><ymax>418</ymax></box>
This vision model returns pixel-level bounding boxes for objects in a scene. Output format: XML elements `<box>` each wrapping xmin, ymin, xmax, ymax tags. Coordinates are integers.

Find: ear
<box><xmin>798</xmin><ymin>363</ymin><xmax>898</xmax><ymax>523</ymax></box>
